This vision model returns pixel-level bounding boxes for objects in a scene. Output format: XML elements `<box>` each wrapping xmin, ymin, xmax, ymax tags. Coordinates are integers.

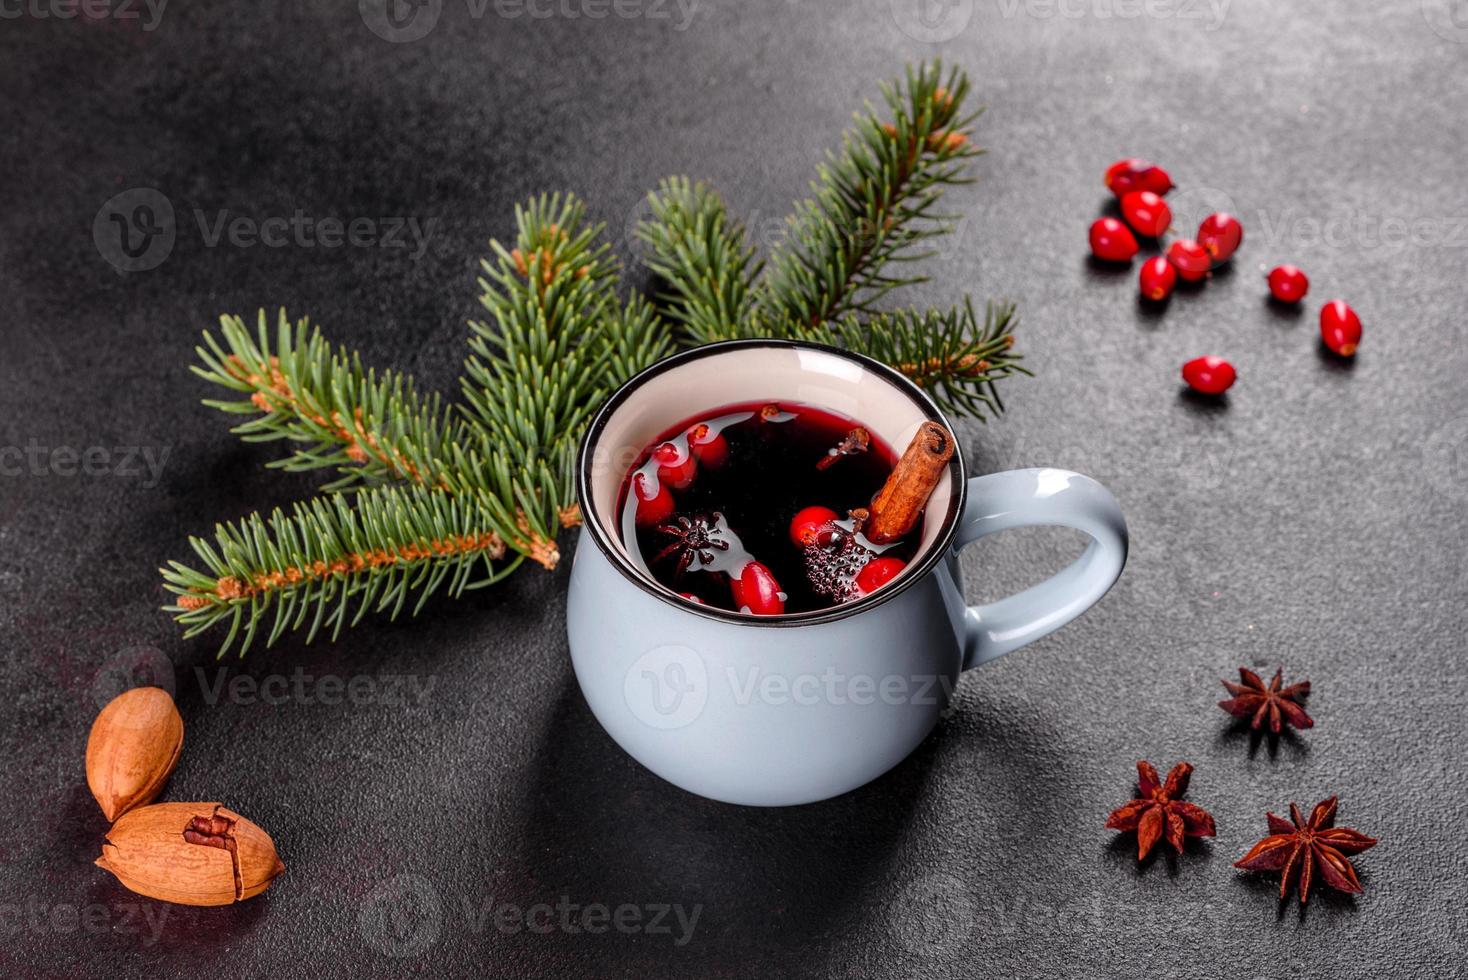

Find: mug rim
<box><xmin>576</xmin><ymin>338</ymin><xmax>968</xmax><ymax>627</ymax></box>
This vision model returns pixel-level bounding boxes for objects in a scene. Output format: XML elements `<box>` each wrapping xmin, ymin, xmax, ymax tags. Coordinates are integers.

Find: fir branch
<box><xmin>797</xmin><ymin>299</ymin><xmax>1028</xmax><ymax>420</ymax></box>
<box><xmin>459</xmin><ymin>193</ymin><xmax>674</xmax><ymax>565</ymax></box>
<box><xmin>636</xmin><ymin>177</ymin><xmax>762</xmax><ymax>344</ymax></box>
<box><xmin>193</xmin><ymin>310</ymin><xmax>459</xmax><ymax>492</ymax></box>
<box><xmin>759</xmin><ymin>60</ymin><xmax>981</xmax><ymax>332</ymax></box>
<box><xmin>161</xmin><ymin>484</ymin><xmax>520</xmax><ymax>657</ymax></box>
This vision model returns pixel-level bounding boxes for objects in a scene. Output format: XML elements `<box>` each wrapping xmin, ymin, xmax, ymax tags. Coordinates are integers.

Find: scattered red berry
<box><xmin>1120</xmin><ymin>191</ymin><xmax>1171</xmax><ymax>238</ymax></box>
<box><xmin>1319</xmin><ymin>300</ymin><xmax>1362</xmax><ymax>356</ymax></box>
<box><xmin>789</xmin><ymin>505</ymin><xmax>840</xmax><ymax>548</ymax></box>
<box><xmin>686</xmin><ymin>423</ymin><xmax>728</xmax><ymax>468</ymax></box>
<box><xmin>631</xmin><ymin>472</ymin><xmax>674</xmax><ymax>527</ymax></box>
<box><xmin>1138</xmin><ymin>256</ymin><xmax>1177</xmax><ymax>301</ymax></box>
<box><xmin>854</xmin><ymin>556</ymin><xmax>907</xmax><ymax>596</ymax></box>
<box><xmin>1104</xmin><ymin>158</ymin><xmax>1174</xmax><ymax>198</ymax></box>
<box><xmin>732</xmin><ymin>561</ymin><xmax>785</xmax><ymax>615</ymax></box>
<box><xmin>1181</xmin><ymin>356</ymin><xmax>1237</xmax><ymax>395</ymax></box>
<box><xmin>1166</xmin><ymin>239</ymin><xmax>1211</xmax><ymax>282</ymax></box>
<box><xmin>653</xmin><ymin>441</ymin><xmax>697</xmax><ymax>490</ymax></box>
<box><xmin>1090</xmin><ymin>217</ymin><xmax>1139</xmax><ymax>262</ymax></box>
<box><xmin>1267</xmin><ymin>265</ymin><xmax>1309</xmax><ymax>303</ymax></box>
<box><xmin>1197</xmin><ymin>213</ymin><xmax>1243</xmax><ymax>263</ymax></box>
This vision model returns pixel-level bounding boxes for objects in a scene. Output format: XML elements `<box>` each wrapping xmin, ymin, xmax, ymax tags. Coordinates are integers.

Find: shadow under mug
<box><xmin>569</xmin><ymin>340</ymin><xmax>1128</xmax><ymax>806</ymax></box>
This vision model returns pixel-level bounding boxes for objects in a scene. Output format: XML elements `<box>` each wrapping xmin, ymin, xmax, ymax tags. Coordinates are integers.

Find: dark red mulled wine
<box><xmin>615</xmin><ymin>400</ymin><xmax>925</xmax><ymax>615</ymax></box>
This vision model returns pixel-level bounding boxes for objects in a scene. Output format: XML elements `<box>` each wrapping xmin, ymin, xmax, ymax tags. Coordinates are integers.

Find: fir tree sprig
<box><xmin>161</xmin><ymin>484</ymin><xmax>519</xmax><ymax>656</ymax></box>
<box><xmin>758</xmin><ymin>61</ymin><xmax>980</xmax><ymax>332</ymax></box>
<box><xmin>192</xmin><ymin>310</ymin><xmax>461</xmax><ymax>491</ymax></box>
<box><xmin>163</xmin><ymin>59</ymin><xmax>1026</xmax><ymax>657</ymax></box>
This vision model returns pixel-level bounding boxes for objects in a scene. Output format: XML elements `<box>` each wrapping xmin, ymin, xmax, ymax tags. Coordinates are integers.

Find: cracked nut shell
<box><xmin>95</xmin><ymin>802</ymin><xmax>285</xmax><ymax>906</ymax></box>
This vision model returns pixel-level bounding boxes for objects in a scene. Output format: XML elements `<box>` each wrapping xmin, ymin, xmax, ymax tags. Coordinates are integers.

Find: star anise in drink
<box><xmin>651</xmin><ymin>512</ymin><xmax>731</xmax><ymax>579</ymax></box>
<box><xmin>1234</xmin><ymin>796</ymin><xmax>1377</xmax><ymax>903</ymax></box>
<box><xmin>1218</xmin><ymin>666</ymin><xmax>1313</xmax><ymax>733</ymax></box>
<box><xmin>1105</xmin><ymin>761</ymin><xmax>1216</xmax><ymax>860</ymax></box>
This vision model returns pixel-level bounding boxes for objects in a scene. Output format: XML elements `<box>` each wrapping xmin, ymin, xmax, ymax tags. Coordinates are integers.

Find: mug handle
<box><xmin>955</xmin><ymin>468</ymin><xmax>1128</xmax><ymax>670</ymax></box>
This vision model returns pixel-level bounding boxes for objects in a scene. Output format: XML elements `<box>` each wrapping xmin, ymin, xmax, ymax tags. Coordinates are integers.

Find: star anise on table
<box><xmin>1105</xmin><ymin>761</ymin><xmax>1217</xmax><ymax>860</ymax></box>
<box><xmin>1234</xmin><ymin>796</ymin><xmax>1377</xmax><ymax>903</ymax></box>
<box><xmin>1218</xmin><ymin>666</ymin><xmax>1313</xmax><ymax>733</ymax></box>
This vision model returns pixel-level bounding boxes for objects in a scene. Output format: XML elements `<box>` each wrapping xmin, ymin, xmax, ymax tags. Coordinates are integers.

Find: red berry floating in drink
<box><xmin>1120</xmin><ymin>191</ymin><xmax>1171</xmax><ymax>238</ymax></box>
<box><xmin>1197</xmin><ymin>213</ymin><xmax>1243</xmax><ymax>263</ymax></box>
<box><xmin>1104</xmin><ymin>158</ymin><xmax>1174</xmax><ymax>198</ymax></box>
<box><xmin>1267</xmin><ymin>264</ymin><xmax>1309</xmax><ymax>303</ymax></box>
<box><xmin>1182</xmin><ymin>356</ymin><xmax>1237</xmax><ymax>395</ymax></box>
<box><xmin>854</xmin><ymin>557</ymin><xmax>907</xmax><ymax>596</ymax></box>
<box><xmin>617</xmin><ymin>402</ymin><xmax>944</xmax><ymax>614</ymax></box>
<box><xmin>631</xmin><ymin>472</ymin><xmax>675</xmax><ymax>527</ymax></box>
<box><xmin>1138</xmin><ymin>256</ymin><xmax>1177</xmax><ymax>301</ymax></box>
<box><xmin>653</xmin><ymin>440</ymin><xmax>697</xmax><ymax>490</ymax></box>
<box><xmin>1167</xmin><ymin>239</ymin><xmax>1211</xmax><ymax>282</ymax></box>
<box><xmin>790</xmin><ymin>505</ymin><xmax>839</xmax><ymax>548</ymax></box>
<box><xmin>732</xmin><ymin>560</ymin><xmax>786</xmax><ymax>615</ymax></box>
<box><xmin>1319</xmin><ymin>300</ymin><xmax>1362</xmax><ymax>356</ymax></box>
<box><xmin>1090</xmin><ymin>218</ymin><xmax>1140</xmax><ymax>263</ymax></box>
<box><xmin>686</xmin><ymin>422</ymin><xmax>728</xmax><ymax>468</ymax></box>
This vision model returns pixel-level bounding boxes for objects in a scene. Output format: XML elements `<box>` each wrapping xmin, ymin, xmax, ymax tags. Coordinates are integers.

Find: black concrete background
<box><xmin>2</xmin><ymin>1</ymin><xmax>1466</xmax><ymax>977</ymax></box>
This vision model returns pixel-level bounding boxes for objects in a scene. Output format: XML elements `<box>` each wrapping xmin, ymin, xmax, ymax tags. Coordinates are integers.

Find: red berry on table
<box><xmin>1104</xmin><ymin>158</ymin><xmax>1174</xmax><ymax>198</ymax></box>
<box><xmin>1167</xmin><ymin>239</ymin><xmax>1211</xmax><ymax>282</ymax></box>
<box><xmin>1319</xmin><ymin>300</ymin><xmax>1362</xmax><ymax>356</ymax></box>
<box><xmin>1181</xmin><ymin>356</ymin><xmax>1237</xmax><ymax>395</ymax></box>
<box><xmin>732</xmin><ymin>561</ymin><xmax>785</xmax><ymax>615</ymax></box>
<box><xmin>1197</xmin><ymin>213</ymin><xmax>1243</xmax><ymax>263</ymax></box>
<box><xmin>1267</xmin><ymin>264</ymin><xmax>1309</xmax><ymax>303</ymax></box>
<box><xmin>1120</xmin><ymin>191</ymin><xmax>1171</xmax><ymax>238</ymax></box>
<box><xmin>789</xmin><ymin>505</ymin><xmax>840</xmax><ymax>548</ymax></box>
<box><xmin>653</xmin><ymin>441</ymin><xmax>697</xmax><ymax>490</ymax></box>
<box><xmin>1138</xmin><ymin>256</ymin><xmax>1177</xmax><ymax>301</ymax></box>
<box><xmin>854</xmin><ymin>556</ymin><xmax>907</xmax><ymax>596</ymax></box>
<box><xmin>632</xmin><ymin>472</ymin><xmax>675</xmax><ymax>527</ymax></box>
<box><xmin>1089</xmin><ymin>218</ymin><xmax>1139</xmax><ymax>262</ymax></box>
<box><xmin>686</xmin><ymin>423</ymin><xmax>728</xmax><ymax>468</ymax></box>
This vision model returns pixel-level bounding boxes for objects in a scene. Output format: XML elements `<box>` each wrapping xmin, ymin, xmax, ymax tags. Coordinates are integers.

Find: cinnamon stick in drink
<box><xmin>864</xmin><ymin>421</ymin><xmax>955</xmax><ymax>543</ymax></box>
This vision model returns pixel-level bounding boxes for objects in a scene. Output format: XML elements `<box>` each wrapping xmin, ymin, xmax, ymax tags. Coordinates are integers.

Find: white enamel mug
<box><xmin>569</xmin><ymin>340</ymin><xmax>1127</xmax><ymax>806</ymax></box>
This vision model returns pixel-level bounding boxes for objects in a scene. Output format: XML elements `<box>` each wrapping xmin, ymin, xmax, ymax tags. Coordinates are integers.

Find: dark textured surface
<box><xmin>3</xmin><ymin>1</ymin><xmax>1467</xmax><ymax>977</ymax></box>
